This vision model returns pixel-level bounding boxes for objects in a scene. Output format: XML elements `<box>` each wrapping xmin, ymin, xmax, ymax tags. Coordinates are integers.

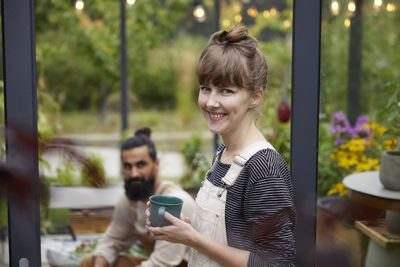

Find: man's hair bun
<box><xmin>134</xmin><ymin>127</ymin><xmax>151</xmax><ymax>137</ymax></box>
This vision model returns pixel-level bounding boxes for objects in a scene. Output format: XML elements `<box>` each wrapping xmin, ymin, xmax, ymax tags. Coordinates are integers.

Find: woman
<box><xmin>147</xmin><ymin>24</ymin><xmax>296</xmax><ymax>267</ymax></box>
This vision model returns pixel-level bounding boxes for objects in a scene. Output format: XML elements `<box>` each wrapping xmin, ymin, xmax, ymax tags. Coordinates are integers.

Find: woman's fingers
<box><xmin>145</xmin><ymin>207</ymin><xmax>151</xmax><ymax>227</ymax></box>
<box><xmin>164</xmin><ymin>211</ymin><xmax>180</xmax><ymax>224</ymax></box>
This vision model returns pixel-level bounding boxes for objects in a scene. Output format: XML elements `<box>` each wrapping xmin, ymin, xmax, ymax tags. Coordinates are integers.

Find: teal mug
<box><xmin>149</xmin><ymin>195</ymin><xmax>183</xmax><ymax>227</ymax></box>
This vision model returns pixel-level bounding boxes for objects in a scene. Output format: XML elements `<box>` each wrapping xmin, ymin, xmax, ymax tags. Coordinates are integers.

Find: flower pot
<box><xmin>386</xmin><ymin>210</ymin><xmax>400</xmax><ymax>235</ymax></box>
<box><xmin>379</xmin><ymin>151</ymin><xmax>400</xmax><ymax>191</ymax></box>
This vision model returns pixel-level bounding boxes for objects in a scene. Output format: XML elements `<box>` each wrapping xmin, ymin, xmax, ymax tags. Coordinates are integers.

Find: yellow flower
<box><xmin>355</xmin><ymin>157</ymin><xmax>380</xmax><ymax>172</ymax></box>
<box><xmin>376</xmin><ymin>124</ymin><xmax>387</xmax><ymax>136</ymax></box>
<box><xmin>384</xmin><ymin>138</ymin><xmax>398</xmax><ymax>150</ymax></box>
<box><xmin>364</xmin><ymin>122</ymin><xmax>387</xmax><ymax>136</ymax></box>
<box><xmin>336</xmin><ymin>152</ymin><xmax>359</xmax><ymax>169</ymax></box>
<box><xmin>327</xmin><ymin>182</ymin><xmax>348</xmax><ymax>196</ymax></box>
<box><xmin>348</xmin><ymin>138</ymin><xmax>367</xmax><ymax>153</ymax></box>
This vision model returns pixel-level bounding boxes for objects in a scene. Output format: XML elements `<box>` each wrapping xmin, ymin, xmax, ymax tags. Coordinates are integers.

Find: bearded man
<box><xmin>80</xmin><ymin>128</ymin><xmax>195</xmax><ymax>267</ymax></box>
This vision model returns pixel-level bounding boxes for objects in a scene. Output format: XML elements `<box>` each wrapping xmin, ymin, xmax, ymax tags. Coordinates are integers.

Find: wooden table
<box><xmin>343</xmin><ymin>171</ymin><xmax>400</xmax><ymax>267</ymax></box>
<box><xmin>343</xmin><ymin>171</ymin><xmax>400</xmax><ymax>212</ymax></box>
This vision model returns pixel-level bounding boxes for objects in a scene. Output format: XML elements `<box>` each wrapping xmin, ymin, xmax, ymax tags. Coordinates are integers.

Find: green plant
<box><xmin>318</xmin><ymin>121</ymin><xmax>346</xmax><ymax>197</ymax></box>
<box><xmin>80</xmin><ymin>152</ymin><xmax>106</xmax><ymax>188</ymax></box>
<box><xmin>56</xmin><ymin>161</ymin><xmax>78</xmax><ymax>186</ymax></box>
<box><xmin>180</xmin><ymin>136</ymin><xmax>209</xmax><ymax>187</ymax></box>
<box><xmin>378</xmin><ymin>81</ymin><xmax>400</xmax><ymax>147</ymax></box>
<box><xmin>323</xmin><ymin>111</ymin><xmax>397</xmax><ymax>196</ymax></box>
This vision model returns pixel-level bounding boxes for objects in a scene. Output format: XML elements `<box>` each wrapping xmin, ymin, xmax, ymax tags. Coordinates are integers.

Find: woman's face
<box><xmin>198</xmin><ymin>84</ymin><xmax>257</xmax><ymax>135</ymax></box>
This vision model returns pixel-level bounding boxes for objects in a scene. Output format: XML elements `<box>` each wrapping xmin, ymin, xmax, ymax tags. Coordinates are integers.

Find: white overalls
<box><xmin>188</xmin><ymin>141</ymin><xmax>275</xmax><ymax>267</ymax></box>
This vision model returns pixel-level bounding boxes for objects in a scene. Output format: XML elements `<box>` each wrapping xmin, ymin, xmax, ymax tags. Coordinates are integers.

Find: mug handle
<box><xmin>158</xmin><ymin>206</ymin><xmax>166</xmax><ymax>221</ymax></box>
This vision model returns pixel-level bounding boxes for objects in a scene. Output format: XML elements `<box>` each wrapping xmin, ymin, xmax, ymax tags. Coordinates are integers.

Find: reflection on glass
<box><xmin>318</xmin><ymin>0</ymin><xmax>400</xmax><ymax>266</ymax></box>
<box><xmin>331</xmin><ymin>0</ymin><xmax>340</xmax><ymax>16</ymax></box>
<box><xmin>347</xmin><ymin>0</ymin><xmax>356</xmax><ymax>14</ymax></box>
<box><xmin>0</xmin><ymin>198</ymin><xmax>8</xmax><ymax>266</ymax></box>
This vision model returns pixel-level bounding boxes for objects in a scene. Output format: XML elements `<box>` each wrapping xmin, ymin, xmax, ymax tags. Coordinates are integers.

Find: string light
<box><xmin>247</xmin><ymin>7</ymin><xmax>258</xmax><ymax>17</ymax></box>
<box><xmin>193</xmin><ymin>4</ymin><xmax>206</xmax><ymax>22</ymax></box>
<box><xmin>263</xmin><ymin>10</ymin><xmax>270</xmax><ymax>18</ymax></box>
<box><xmin>126</xmin><ymin>0</ymin><xmax>136</xmax><ymax>6</ymax></box>
<box><xmin>270</xmin><ymin>7</ymin><xmax>278</xmax><ymax>16</ymax></box>
<box><xmin>331</xmin><ymin>0</ymin><xmax>339</xmax><ymax>15</ymax></box>
<box><xmin>386</xmin><ymin>2</ymin><xmax>397</xmax><ymax>12</ymax></box>
<box><xmin>233</xmin><ymin>4</ymin><xmax>241</xmax><ymax>13</ymax></box>
<box><xmin>222</xmin><ymin>19</ymin><xmax>231</xmax><ymax>28</ymax></box>
<box><xmin>344</xmin><ymin>18</ymin><xmax>351</xmax><ymax>28</ymax></box>
<box><xmin>347</xmin><ymin>0</ymin><xmax>356</xmax><ymax>14</ymax></box>
<box><xmin>75</xmin><ymin>0</ymin><xmax>84</xmax><ymax>11</ymax></box>
<box><xmin>234</xmin><ymin>14</ymin><xmax>242</xmax><ymax>23</ymax></box>
<box><xmin>283</xmin><ymin>20</ymin><xmax>291</xmax><ymax>28</ymax></box>
<box><xmin>373</xmin><ymin>0</ymin><xmax>383</xmax><ymax>10</ymax></box>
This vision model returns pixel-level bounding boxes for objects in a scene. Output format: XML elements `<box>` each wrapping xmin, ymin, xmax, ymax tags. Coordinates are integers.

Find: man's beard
<box><xmin>124</xmin><ymin>173</ymin><xmax>156</xmax><ymax>201</ymax></box>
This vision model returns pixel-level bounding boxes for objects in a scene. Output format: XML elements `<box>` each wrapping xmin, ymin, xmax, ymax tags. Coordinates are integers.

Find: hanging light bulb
<box><xmin>233</xmin><ymin>4</ymin><xmax>241</xmax><ymax>13</ymax></box>
<box><xmin>386</xmin><ymin>2</ymin><xmax>397</xmax><ymax>12</ymax></box>
<box><xmin>75</xmin><ymin>0</ymin><xmax>84</xmax><ymax>11</ymax></box>
<box><xmin>331</xmin><ymin>0</ymin><xmax>340</xmax><ymax>15</ymax></box>
<box><xmin>263</xmin><ymin>10</ymin><xmax>270</xmax><ymax>18</ymax></box>
<box><xmin>126</xmin><ymin>0</ymin><xmax>136</xmax><ymax>6</ymax></box>
<box><xmin>270</xmin><ymin>7</ymin><xmax>278</xmax><ymax>16</ymax></box>
<box><xmin>347</xmin><ymin>0</ymin><xmax>356</xmax><ymax>14</ymax></box>
<box><xmin>373</xmin><ymin>0</ymin><xmax>383</xmax><ymax>10</ymax></box>
<box><xmin>344</xmin><ymin>18</ymin><xmax>351</xmax><ymax>28</ymax></box>
<box><xmin>193</xmin><ymin>4</ymin><xmax>206</xmax><ymax>22</ymax></box>
<box><xmin>283</xmin><ymin>20</ymin><xmax>291</xmax><ymax>28</ymax></box>
<box><xmin>247</xmin><ymin>7</ymin><xmax>258</xmax><ymax>17</ymax></box>
<box><xmin>234</xmin><ymin>14</ymin><xmax>242</xmax><ymax>23</ymax></box>
<box><xmin>222</xmin><ymin>19</ymin><xmax>231</xmax><ymax>28</ymax></box>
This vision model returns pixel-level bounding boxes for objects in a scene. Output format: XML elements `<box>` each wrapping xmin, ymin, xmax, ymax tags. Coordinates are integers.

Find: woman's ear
<box><xmin>250</xmin><ymin>88</ymin><xmax>264</xmax><ymax>108</ymax></box>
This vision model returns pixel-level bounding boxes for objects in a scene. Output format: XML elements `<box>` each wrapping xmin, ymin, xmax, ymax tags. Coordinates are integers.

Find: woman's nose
<box><xmin>206</xmin><ymin>92</ymin><xmax>219</xmax><ymax>108</ymax></box>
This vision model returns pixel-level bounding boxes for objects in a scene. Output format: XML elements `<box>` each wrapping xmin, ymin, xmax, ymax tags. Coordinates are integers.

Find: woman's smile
<box><xmin>208</xmin><ymin>111</ymin><xmax>228</xmax><ymax>121</ymax></box>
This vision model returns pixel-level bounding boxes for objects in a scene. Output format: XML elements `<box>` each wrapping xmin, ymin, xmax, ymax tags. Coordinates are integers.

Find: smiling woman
<box><xmin>147</xmin><ymin>24</ymin><xmax>296</xmax><ymax>267</ymax></box>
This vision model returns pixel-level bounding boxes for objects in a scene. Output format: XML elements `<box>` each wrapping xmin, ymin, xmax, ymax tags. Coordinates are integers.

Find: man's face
<box><xmin>121</xmin><ymin>145</ymin><xmax>159</xmax><ymax>201</ymax></box>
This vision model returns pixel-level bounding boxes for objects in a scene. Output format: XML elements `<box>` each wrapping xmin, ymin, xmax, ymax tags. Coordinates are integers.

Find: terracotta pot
<box><xmin>379</xmin><ymin>150</ymin><xmax>400</xmax><ymax>191</ymax></box>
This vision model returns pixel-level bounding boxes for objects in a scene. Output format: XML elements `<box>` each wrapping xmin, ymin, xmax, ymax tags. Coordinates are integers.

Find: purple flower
<box><xmin>355</xmin><ymin>115</ymin><xmax>369</xmax><ymax>126</ymax></box>
<box><xmin>330</xmin><ymin>111</ymin><xmax>351</xmax><ymax>135</ymax></box>
<box><xmin>334</xmin><ymin>138</ymin><xmax>345</xmax><ymax>146</ymax></box>
<box><xmin>353</xmin><ymin>115</ymin><xmax>370</xmax><ymax>138</ymax></box>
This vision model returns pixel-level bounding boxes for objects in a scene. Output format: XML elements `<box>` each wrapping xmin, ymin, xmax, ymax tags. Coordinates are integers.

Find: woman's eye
<box><xmin>222</xmin><ymin>89</ymin><xmax>234</xmax><ymax>94</ymax></box>
<box><xmin>200</xmin><ymin>87</ymin><xmax>211</xmax><ymax>92</ymax></box>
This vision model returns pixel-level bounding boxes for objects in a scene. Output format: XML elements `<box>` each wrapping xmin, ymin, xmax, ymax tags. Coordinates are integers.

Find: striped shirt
<box><xmin>207</xmin><ymin>144</ymin><xmax>296</xmax><ymax>267</ymax></box>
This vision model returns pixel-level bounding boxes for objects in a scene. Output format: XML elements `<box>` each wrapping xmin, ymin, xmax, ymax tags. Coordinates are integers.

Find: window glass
<box><xmin>318</xmin><ymin>0</ymin><xmax>399</xmax><ymax>266</ymax></box>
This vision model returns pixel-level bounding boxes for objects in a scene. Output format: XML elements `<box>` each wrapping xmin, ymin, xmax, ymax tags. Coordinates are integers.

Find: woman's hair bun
<box><xmin>211</xmin><ymin>24</ymin><xmax>250</xmax><ymax>45</ymax></box>
<box><xmin>134</xmin><ymin>127</ymin><xmax>151</xmax><ymax>137</ymax></box>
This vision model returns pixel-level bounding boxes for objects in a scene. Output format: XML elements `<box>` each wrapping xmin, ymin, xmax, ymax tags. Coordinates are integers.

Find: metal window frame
<box><xmin>1</xmin><ymin>0</ymin><xmax>322</xmax><ymax>266</ymax></box>
<box><xmin>291</xmin><ymin>0</ymin><xmax>321</xmax><ymax>266</ymax></box>
<box><xmin>2</xmin><ymin>0</ymin><xmax>42</xmax><ymax>266</ymax></box>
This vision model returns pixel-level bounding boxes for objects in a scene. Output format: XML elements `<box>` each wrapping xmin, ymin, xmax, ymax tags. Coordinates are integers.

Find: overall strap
<box><xmin>205</xmin><ymin>149</ymin><xmax>223</xmax><ymax>178</ymax></box>
<box><xmin>222</xmin><ymin>141</ymin><xmax>275</xmax><ymax>187</ymax></box>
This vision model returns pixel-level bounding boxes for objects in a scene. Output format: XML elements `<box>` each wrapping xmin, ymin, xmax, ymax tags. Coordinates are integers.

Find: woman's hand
<box><xmin>145</xmin><ymin>202</ymin><xmax>197</xmax><ymax>247</ymax></box>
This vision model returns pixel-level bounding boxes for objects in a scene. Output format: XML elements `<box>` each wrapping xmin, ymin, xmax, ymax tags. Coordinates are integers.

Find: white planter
<box><xmin>379</xmin><ymin>151</ymin><xmax>400</xmax><ymax>191</ymax></box>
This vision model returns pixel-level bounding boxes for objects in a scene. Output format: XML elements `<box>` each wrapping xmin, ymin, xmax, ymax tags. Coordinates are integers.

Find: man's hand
<box><xmin>93</xmin><ymin>256</ymin><xmax>109</xmax><ymax>267</ymax></box>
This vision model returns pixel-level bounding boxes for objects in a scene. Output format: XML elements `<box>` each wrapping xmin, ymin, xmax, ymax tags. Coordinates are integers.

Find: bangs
<box><xmin>197</xmin><ymin>47</ymin><xmax>249</xmax><ymax>89</ymax></box>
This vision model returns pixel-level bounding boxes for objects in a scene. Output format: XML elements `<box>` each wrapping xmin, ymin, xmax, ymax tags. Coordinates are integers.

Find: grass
<box><xmin>57</xmin><ymin>109</ymin><xmax>208</xmax><ymax>135</ymax></box>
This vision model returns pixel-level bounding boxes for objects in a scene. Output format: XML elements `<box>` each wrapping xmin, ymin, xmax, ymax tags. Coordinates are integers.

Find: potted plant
<box><xmin>378</xmin><ymin>82</ymin><xmax>400</xmax><ymax>191</ymax></box>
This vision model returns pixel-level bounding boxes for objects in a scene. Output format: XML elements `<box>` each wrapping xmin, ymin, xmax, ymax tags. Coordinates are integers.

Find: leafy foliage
<box><xmin>180</xmin><ymin>136</ymin><xmax>209</xmax><ymax>187</ymax></box>
<box><xmin>35</xmin><ymin>0</ymin><xmax>191</xmax><ymax>112</ymax></box>
<box><xmin>80</xmin><ymin>152</ymin><xmax>106</xmax><ymax>188</ymax></box>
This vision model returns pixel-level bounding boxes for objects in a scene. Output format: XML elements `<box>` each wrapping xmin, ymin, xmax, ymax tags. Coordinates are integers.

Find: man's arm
<box><xmin>93</xmin><ymin>255</ymin><xmax>109</xmax><ymax>267</ymax></box>
<box><xmin>93</xmin><ymin>196</ymin><xmax>138</xmax><ymax>265</ymax></box>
